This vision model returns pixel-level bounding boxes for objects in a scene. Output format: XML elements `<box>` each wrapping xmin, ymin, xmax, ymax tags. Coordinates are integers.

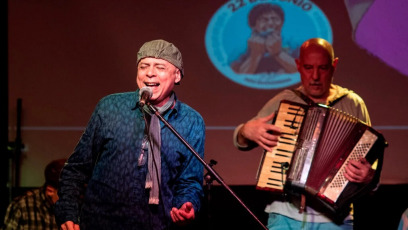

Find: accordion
<box><xmin>256</xmin><ymin>100</ymin><xmax>386</xmax><ymax>213</ymax></box>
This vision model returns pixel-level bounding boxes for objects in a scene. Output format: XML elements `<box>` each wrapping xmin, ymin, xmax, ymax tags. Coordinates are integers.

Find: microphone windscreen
<box><xmin>139</xmin><ymin>86</ymin><xmax>152</xmax><ymax>99</ymax></box>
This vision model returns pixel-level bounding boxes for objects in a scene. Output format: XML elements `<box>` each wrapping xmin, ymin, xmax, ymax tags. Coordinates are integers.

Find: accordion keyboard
<box><xmin>256</xmin><ymin>102</ymin><xmax>306</xmax><ymax>191</ymax></box>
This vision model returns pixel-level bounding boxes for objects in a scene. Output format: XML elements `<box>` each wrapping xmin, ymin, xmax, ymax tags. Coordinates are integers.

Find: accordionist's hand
<box><xmin>238</xmin><ymin>113</ymin><xmax>281</xmax><ymax>152</ymax></box>
<box><xmin>344</xmin><ymin>158</ymin><xmax>375</xmax><ymax>184</ymax></box>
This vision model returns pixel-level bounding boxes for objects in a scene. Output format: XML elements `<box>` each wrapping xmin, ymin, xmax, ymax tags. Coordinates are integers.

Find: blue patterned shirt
<box><xmin>55</xmin><ymin>90</ymin><xmax>205</xmax><ymax>230</ymax></box>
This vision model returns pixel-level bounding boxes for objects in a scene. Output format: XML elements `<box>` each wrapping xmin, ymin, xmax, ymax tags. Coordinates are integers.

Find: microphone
<box><xmin>138</xmin><ymin>87</ymin><xmax>152</xmax><ymax>107</ymax></box>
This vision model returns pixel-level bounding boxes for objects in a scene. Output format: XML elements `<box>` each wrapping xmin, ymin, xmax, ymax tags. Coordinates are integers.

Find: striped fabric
<box><xmin>3</xmin><ymin>186</ymin><xmax>58</xmax><ymax>230</ymax></box>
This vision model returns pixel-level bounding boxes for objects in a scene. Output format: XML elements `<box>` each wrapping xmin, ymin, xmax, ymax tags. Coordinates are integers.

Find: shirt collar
<box><xmin>132</xmin><ymin>89</ymin><xmax>179</xmax><ymax>117</ymax></box>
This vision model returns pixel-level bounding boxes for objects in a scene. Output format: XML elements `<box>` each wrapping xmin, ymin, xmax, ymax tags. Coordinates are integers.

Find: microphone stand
<box><xmin>204</xmin><ymin>159</ymin><xmax>217</xmax><ymax>230</ymax></box>
<box><xmin>146</xmin><ymin>102</ymin><xmax>268</xmax><ymax>230</ymax></box>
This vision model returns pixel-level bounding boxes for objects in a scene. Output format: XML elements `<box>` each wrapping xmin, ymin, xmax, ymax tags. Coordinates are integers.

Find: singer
<box><xmin>55</xmin><ymin>39</ymin><xmax>205</xmax><ymax>230</ymax></box>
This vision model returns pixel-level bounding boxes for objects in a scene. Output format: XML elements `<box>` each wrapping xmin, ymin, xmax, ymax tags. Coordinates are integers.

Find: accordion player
<box><xmin>256</xmin><ymin>100</ymin><xmax>387</xmax><ymax>215</ymax></box>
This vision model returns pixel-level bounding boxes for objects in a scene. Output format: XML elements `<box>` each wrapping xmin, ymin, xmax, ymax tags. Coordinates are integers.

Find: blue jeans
<box><xmin>267</xmin><ymin>213</ymin><xmax>353</xmax><ymax>230</ymax></box>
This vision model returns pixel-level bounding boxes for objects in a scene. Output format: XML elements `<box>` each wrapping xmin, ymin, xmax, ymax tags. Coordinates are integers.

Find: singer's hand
<box><xmin>238</xmin><ymin>113</ymin><xmax>281</xmax><ymax>152</ymax></box>
<box><xmin>344</xmin><ymin>158</ymin><xmax>374</xmax><ymax>184</ymax></box>
<box><xmin>170</xmin><ymin>202</ymin><xmax>195</xmax><ymax>226</ymax></box>
<box><xmin>60</xmin><ymin>221</ymin><xmax>80</xmax><ymax>230</ymax></box>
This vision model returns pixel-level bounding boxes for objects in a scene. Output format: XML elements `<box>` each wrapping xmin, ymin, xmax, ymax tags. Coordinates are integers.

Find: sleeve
<box><xmin>232</xmin><ymin>123</ymin><xmax>257</xmax><ymax>151</ymax></box>
<box><xmin>54</xmin><ymin>101</ymin><xmax>104</xmax><ymax>226</ymax></box>
<box><xmin>342</xmin><ymin>92</ymin><xmax>371</xmax><ymax>126</ymax></box>
<box><xmin>3</xmin><ymin>200</ymin><xmax>22</xmax><ymax>230</ymax></box>
<box><xmin>352</xmin><ymin>97</ymin><xmax>371</xmax><ymax>126</ymax></box>
<box><xmin>172</xmin><ymin>113</ymin><xmax>206</xmax><ymax>212</ymax></box>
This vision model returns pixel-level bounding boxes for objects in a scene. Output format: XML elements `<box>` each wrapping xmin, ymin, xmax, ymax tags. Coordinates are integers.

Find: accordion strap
<box><xmin>292</xmin><ymin>89</ymin><xmax>315</xmax><ymax>106</ymax></box>
<box><xmin>292</xmin><ymin>89</ymin><xmax>348</xmax><ymax>107</ymax></box>
<box><xmin>299</xmin><ymin>194</ymin><xmax>306</xmax><ymax>214</ymax></box>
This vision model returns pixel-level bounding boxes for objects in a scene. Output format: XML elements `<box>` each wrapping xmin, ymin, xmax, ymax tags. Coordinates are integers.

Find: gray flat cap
<box><xmin>137</xmin><ymin>39</ymin><xmax>184</xmax><ymax>77</ymax></box>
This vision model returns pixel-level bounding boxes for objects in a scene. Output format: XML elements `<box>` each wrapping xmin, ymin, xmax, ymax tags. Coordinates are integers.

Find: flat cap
<box><xmin>137</xmin><ymin>39</ymin><xmax>184</xmax><ymax>77</ymax></box>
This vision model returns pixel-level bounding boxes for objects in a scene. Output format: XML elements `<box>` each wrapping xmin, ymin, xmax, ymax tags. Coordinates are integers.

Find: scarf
<box><xmin>142</xmin><ymin>93</ymin><xmax>175</xmax><ymax>204</ymax></box>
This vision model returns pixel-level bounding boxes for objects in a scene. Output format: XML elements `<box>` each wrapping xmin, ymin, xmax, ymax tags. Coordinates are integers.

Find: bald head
<box><xmin>295</xmin><ymin>38</ymin><xmax>338</xmax><ymax>102</ymax></box>
<box><xmin>299</xmin><ymin>38</ymin><xmax>335</xmax><ymax>64</ymax></box>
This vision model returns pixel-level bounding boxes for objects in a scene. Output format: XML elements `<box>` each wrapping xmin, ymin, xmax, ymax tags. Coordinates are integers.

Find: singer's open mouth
<box><xmin>144</xmin><ymin>82</ymin><xmax>160</xmax><ymax>87</ymax></box>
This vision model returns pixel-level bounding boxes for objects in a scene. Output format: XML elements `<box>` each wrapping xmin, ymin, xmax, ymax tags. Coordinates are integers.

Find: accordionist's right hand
<box><xmin>238</xmin><ymin>113</ymin><xmax>281</xmax><ymax>152</ymax></box>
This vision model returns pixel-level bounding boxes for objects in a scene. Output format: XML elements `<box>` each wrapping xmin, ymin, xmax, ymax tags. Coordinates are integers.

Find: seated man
<box><xmin>3</xmin><ymin>158</ymin><xmax>66</xmax><ymax>230</ymax></box>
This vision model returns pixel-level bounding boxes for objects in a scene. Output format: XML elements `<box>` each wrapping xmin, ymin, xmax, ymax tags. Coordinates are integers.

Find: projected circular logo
<box><xmin>205</xmin><ymin>0</ymin><xmax>332</xmax><ymax>89</ymax></box>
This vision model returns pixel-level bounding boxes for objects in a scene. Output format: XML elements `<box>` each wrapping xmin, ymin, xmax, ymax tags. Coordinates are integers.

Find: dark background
<box><xmin>4</xmin><ymin>0</ymin><xmax>408</xmax><ymax>229</ymax></box>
